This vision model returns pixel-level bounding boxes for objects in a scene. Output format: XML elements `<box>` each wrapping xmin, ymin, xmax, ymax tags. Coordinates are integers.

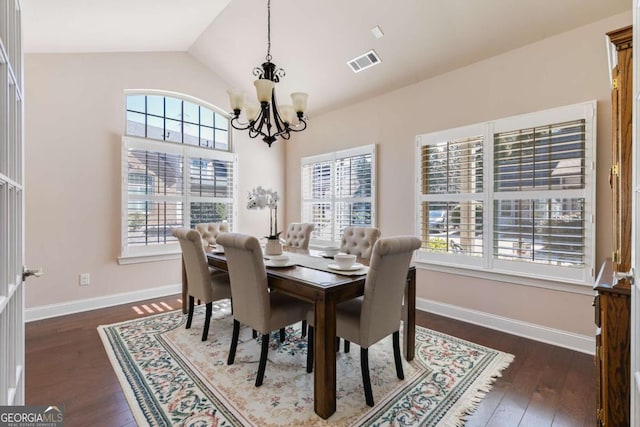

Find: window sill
<box><xmin>415</xmin><ymin>260</ymin><xmax>594</xmax><ymax>296</ymax></box>
<box><xmin>118</xmin><ymin>251</ymin><xmax>181</xmax><ymax>265</ymax></box>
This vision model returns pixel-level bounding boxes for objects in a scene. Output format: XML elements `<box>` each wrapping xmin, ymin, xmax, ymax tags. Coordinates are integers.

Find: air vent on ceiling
<box><xmin>347</xmin><ymin>50</ymin><xmax>381</xmax><ymax>73</ymax></box>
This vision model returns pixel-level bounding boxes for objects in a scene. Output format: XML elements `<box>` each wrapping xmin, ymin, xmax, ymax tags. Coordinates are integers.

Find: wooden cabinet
<box><xmin>594</xmin><ymin>25</ymin><xmax>632</xmax><ymax>427</ymax></box>
<box><xmin>608</xmin><ymin>26</ymin><xmax>633</xmax><ymax>273</ymax></box>
<box><xmin>595</xmin><ymin>260</ymin><xmax>630</xmax><ymax>426</ymax></box>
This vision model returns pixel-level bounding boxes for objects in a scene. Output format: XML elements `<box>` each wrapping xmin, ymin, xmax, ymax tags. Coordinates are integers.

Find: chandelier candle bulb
<box><xmin>227</xmin><ymin>90</ymin><xmax>244</xmax><ymax>111</ymax></box>
<box><xmin>279</xmin><ymin>105</ymin><xmax>295</xmax><ymax>124</ymax></box>
<box><xmin>291</xmin><ymin>92</ymin><xmax>308</xmax><ymax>113</ymax></box>
<box><xmin>254</xmin><ymin>79</ymin><xmax>275</xmax><ymax>103</ymax></box>
<box><xmin>245</xmin><ymin>103</ymin><xmax>260</xmax><ymax>122</ymax></box>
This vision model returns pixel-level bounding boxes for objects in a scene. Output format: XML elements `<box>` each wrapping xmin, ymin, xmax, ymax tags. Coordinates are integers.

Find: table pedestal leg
<box><xmin>314</xmin><ymin>297</ymin><xmax>337</xmax><ymax>419</ymax></box>
<box><xmin>403</xmin><ymin>268</ymin><xmax>416</xmax><ymax>361</ymax></box>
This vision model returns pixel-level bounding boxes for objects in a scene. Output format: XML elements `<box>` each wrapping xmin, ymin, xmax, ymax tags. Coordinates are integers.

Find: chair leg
<box><xmin>306</xmin><ymin>326</ymin><xmax>314</xmax><ymax>373</ymax></box>
<box><xmin>336</xmin><ymin>337</ymin><xmax>340</xmax><ymax>352</ymax></box>
<box><xmin>201</xmin><ymin>302</ymin><xmax>212</xmax><ymax>341</ymax></box>
<box><xmin>279</xmin><ymin>327</ymin><xmax>286</xmax><ymax>343</ymax></box>
<box><xmin>301</xmin><ymin>320</ymin><xmax>307</xmax><ymax>337</ymax></box>
<box><xmin>227</xmin><ymin>319</ymin><xmax>240</xmax><ymax>365</ymax></box>
<box><xmin>344</xmin><ymin>340</ymin><xmax>350</xmax><ymax>353</ymax></box>
<box><xmin>361</xmin><ymin>347</ymin><xmax>374</xmax><ymax>407</ymax></box>
<box><xmin>253</xmin><ymin>329</ymin><xmax>258</xmax><ymax>339</ymax></box>
<box><xmin>393</xmin><ymin>330</ymin><xmax>404</xmax><ymax>380</ymax></box>
<box><xmin>256</xmin><ymin>333</ymin><xmax>270</xmax><ymax>386</ymax></box>
<box><xmin>186</xmin><ymin>296</ymin><xmax>195</xmax><ymax>329</ymax></box>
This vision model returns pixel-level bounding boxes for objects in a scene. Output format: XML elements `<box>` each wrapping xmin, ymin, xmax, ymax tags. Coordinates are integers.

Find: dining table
<box><xmin>181</xmin><ymin>246</ymin><xmax>416</xmax><ymax>420</ymax></box>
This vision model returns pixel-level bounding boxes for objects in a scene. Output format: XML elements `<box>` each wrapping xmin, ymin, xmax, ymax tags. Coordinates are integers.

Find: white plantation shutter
<box><xmin>302</xmin><ymin>145</ymin><xmax>376</xmax><ymax>244</ymax></box>
<box><xmin>122</xmin><ymin>138</ymin><xmax>237</xmax><ymax>258</ymax></box>
<box><xmin>126</xmin><ymin>144</ymin><xmax>184</xmax><ymax>247</ymax></box>
<box><xmin>188</xmin><ymin>154</ymin><xmax>236</xmax><ymax>228</ymax></box>
<box><xmin>418</xmin><ymin>127</ymin><xmax>484</xmax><ymax>261</ymax></box>
<box><xmin>415</xmin><ymin>101</ymin><xmax>595</xmax><ymax>285</ymax></box>
<box><xmin>302</xmin><ymin>158</ymin><xmax>333</xmax><ymax>241</ymax></box>
<box><xmin>493</xmin><ymin>120</ymin><xmax>586</xmax><ymax>268</ymax></box>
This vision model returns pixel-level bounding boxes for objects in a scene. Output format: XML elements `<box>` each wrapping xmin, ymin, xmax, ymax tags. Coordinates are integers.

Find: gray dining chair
<box><xmin>306</xmin><ymin>235</ymin><xmax>421</xmax><ymax>406</ymax></box>
<box><xmin>217</xmin><ymin>232</ymin><xmax>312</xmax><ymax>387</ymax></box>
<box><xmin>336</xmin><ymin>226</ymin><xmax>381</xmax><ymax>351</ymax></box>
<box><xmin>172</xmin><ymin>227</ymin><xmax>232</xmax><ymax>341</ymax></box>
<box><xmin>284</xmin><ymin>222</ymin><xmax>315</xmax><ymax>249</ymax></box>
<box><xmin>340</xmin><ymin>226</ymin><xmax>381</xmax><ymax>259</ymax></box>
<box><xmin>282</xmin><ymin>222</ymin><xmax>314</xmax><ymax>337</ymax></box>
<box><xmin>195</xmin><ymin>222</ymin><xmax>229</xmax><ymax>247</ymax></box>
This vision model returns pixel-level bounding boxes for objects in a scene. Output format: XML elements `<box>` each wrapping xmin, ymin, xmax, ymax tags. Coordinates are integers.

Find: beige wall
<box><xmin>284</xmin><ymin>12</ymin><xmax>632</xmax><ymax>337</ymax></box>
<box><xmin>24</xmin><ymin>52</ymin><xmax>284</xmax><ymax>309</ymax></box>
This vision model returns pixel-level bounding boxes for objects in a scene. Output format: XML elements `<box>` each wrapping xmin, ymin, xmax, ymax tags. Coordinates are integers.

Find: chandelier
<box><xmin>227</xmin><ymin>0</ymin><xmax>308</xmax><ymax>147</ymax></box>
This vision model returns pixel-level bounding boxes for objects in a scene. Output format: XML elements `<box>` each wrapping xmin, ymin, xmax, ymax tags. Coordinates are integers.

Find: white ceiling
<box><xmin>20</xmin><ymin>0</ymin><xmax>630</xmax><ymax>115</ymax></box>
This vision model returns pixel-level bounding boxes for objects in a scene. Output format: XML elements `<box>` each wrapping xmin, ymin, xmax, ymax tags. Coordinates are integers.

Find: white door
<box><xmin>631</xmin><ymin>2</ymin><xmax>640</xmax><ymax>423</ymax></box>
<box><xmin>0</xmin><ymin>0</ymin><xmax>25</xmax><ymax>406</ymax></box>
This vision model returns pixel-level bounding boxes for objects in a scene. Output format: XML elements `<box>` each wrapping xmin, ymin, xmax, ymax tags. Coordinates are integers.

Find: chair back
<box><xmin>196</xmin><ymin>222</ymin><xmax>229</xmax><ymax>247</ymax></box>
<box><xmin>216</xmin><ymin>233</ymin><xmax>271</xmax><ymax>331</ymax></box>
<box><xmin>172</xmin><ymin>227</ymin><xmax>214</xmax><ymax>302</ymax></box>
<box><xmin>359</xmin><ymin>236</ymin><xmax>421</xmax><ymax>347</ymax></box>
<box><xmin>284</xmin><ymin>223</ymin><xmax>315</xmax><ymax>249</ymax></box>
<box><xmin>340</xmin><ymin>226</ymin><xmax>380</xmax><ymax>259</ymax></box>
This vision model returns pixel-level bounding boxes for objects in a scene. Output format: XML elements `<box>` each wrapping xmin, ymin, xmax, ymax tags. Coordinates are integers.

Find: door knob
<box><xmin>22</xmin><ymin>266</ymin><xmax>43</xmax><ymax>281</ymax></box>
<box><xmin>615</xmin><ymin>268</ymin><xmax>634</xmax><ymax>285</ymax></box>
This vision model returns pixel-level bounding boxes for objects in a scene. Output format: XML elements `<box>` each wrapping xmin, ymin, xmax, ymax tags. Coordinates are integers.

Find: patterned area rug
<box><xmin>98</xmin><ymin>300</ymin><xmax>513</xmax><ymax>426</ymax></box>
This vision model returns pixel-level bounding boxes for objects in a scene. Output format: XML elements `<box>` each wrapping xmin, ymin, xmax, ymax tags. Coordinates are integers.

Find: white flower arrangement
<box><xmin>247</xmin><ymin>186</ymin><xmax>280</xmax><ymax>239</ymax></box>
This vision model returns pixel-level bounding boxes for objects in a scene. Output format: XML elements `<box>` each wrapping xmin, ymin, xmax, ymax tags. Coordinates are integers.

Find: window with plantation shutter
<box><xmin>120</xmin><ymin>92</ymin><xmax>237</xmax><ymax>262</ymax></box>
<box><xmin>416</xmin><ymin>101</ymin><xmax>595</xmax><ymax>285</ymax></box>
<box><xmin>493</xmin><ymin>120</ymin><xmax>586</xmax><ymax>268</ymax></box>
<box><xmin>418</xmin><ymin>128</ymin><xmax>484</xmax><ymax>262</ymax></box>
<box><xmin>301</xmin><ymin>145</ymin><xmax>376</xmax><ymax>245</ymax></box>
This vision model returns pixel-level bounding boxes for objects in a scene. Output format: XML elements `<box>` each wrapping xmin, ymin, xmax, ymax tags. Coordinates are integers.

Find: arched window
<box><xmin>120</xmin><ymin>91</ymin><xmax>237</xmax><ymax>263</ymax></box>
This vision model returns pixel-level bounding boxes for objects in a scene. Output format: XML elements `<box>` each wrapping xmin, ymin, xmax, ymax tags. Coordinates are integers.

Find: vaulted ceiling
<box><xmin>21</xmin><ymin>0</ymin><xmax>630</xmax><ymax>115</ymax></box>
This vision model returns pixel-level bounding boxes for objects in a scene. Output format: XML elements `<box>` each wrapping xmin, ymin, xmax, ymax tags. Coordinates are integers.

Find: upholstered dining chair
<box><xmin>172</xmin><ymin>228</ymin><xmax>232</xmax><ymax>341</ymax></box>
<box><xmin>216</xmin><ymin>232</ymin><xmax>311</xmax><ymax>387</ymax></box>
<box><xmin>306</xmin><ymin>235</ymin><xmax>421</xmax><ymax>406</ymax></box>
<box><xmin>340</xmin><ymin>226</ymin><xmax>381</xmax><ymax>259</ymax></box>
<box><xmin>195</xmin><ymin>222</ymin><xmax>229</xmax><ymax>247</ymax></box>
<box><xmin>337</xmin><ymin>226</ymin><xmax>381</xmax><ymax>351</ymax></box>
<box><xmin>284</xmin><ymin>222</ymin><xmax>315</xmax><ymax>249</ymax></box>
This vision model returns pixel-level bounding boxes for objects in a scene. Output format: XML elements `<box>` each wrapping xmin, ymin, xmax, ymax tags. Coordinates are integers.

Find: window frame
<box><xmin>124</xmin><ymin>89</ymin><xmax>232</xmax><ymax>152</ymax></box>
<box><xmin>415</xmin><ymin>101</ymin><xmax>596</xmax><ymax>287</ymax></box>
<box><xmin>119</xmin><ymin>91</ymin><xmax>237</xmax><ymax>264</ymax></box>
<box><xmin>301</xmin><ymin>144</ymin><xmax>377</xmax><ymax>246</ymax></box>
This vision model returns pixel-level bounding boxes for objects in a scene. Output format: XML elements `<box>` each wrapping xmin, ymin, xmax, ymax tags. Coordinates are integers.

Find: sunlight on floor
<box><xmin>132</xmin><ymin>298</ymin><xmax>181</xmax><ymax>316</ymax></box>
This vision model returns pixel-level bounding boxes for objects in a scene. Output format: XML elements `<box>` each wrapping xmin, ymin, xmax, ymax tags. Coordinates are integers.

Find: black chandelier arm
<box><xmin>230</xmin><ymin>117</ymin><xmax>255</xmax><ymax>132</ymax></box>
<box><xmin>270</xmin><ymin>124</ymin><xmax>291</xmax><ymax>140</ymax></box>
<box><xmin>287</xmin><ymin>118</ymin><xmax>307</xmax><ymax>133</ymax></box>
<box><xmin>270</xmin><ymin>94</ymin><xmax>286</xmax><ymax>135</ymax></box>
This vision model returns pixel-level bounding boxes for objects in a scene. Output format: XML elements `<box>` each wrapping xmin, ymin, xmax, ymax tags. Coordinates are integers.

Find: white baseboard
<box><xmin>25</xmin><ymin>283</ymin><xmax>182</xmax><ymax>322</ymax></box>
<box><xmin>417</xmin><ymin>297</ymin><xmax>595</xmax><ymax>355</ymax></box>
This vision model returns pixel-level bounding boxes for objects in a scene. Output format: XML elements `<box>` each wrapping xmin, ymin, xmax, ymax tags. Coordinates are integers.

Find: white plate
<box><xmin>265</xmin><ymin>260</ymin><xmax>296</xmax><ymax>268</ymax></box>
<box><xmin>327</xmin><ymin>263</ymin><xmax>364</xmax><ymax>271</ymax></box>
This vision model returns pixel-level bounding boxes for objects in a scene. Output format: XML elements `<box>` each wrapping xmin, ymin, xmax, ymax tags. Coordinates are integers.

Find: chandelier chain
<box><xmin>266</xmin><ymin>0</ymin><xmax>272</xmax><ymax>62</ymax></box>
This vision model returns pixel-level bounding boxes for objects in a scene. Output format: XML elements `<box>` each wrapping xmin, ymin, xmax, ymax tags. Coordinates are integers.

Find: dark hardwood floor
<box><xmin>25</xmin><ymin>295</ymin><xmax>596</xmax><ymax>426</ymax></box>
